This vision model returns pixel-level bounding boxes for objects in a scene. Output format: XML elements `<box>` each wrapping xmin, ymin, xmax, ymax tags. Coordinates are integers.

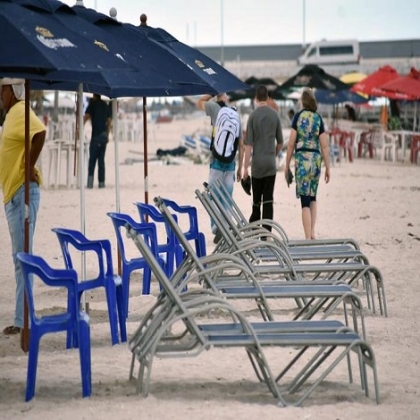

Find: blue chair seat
<box><xmin>17</xmin><ymin>252</ymin><xmax>91</xmax><ymax>402</ymax></box>
<box><xmin>107</xmin><ymin>212</ymin><xmax>165</xmax><ymax>317</ymax></box>
<box><xmin>51</xmin><ymin>227</ymin><xmax>126</xmax><ymax>346</ymax></box>
<box><xmin>135</xmin><ymin>202</ymin><xmax>184</xmax><ymax>281</ymax></box>
<box><xmin>160</xmin><ymin>198</ymin><xmax>206</xmax><ymax>259</ymax></box>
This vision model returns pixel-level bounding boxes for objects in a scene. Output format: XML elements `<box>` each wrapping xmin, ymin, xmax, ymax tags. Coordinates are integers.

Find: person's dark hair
<box><xmin>256</xmin><ymin>85</ymin><xmax>268</xmax><ymax>102</ymax></box>
<box><xmin>301</xmin><ymin>88</ymin><xmax>317</xmax><ymax>112</ymax></box>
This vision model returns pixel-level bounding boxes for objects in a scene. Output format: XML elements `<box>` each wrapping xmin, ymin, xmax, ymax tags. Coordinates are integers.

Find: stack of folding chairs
<box><xmin>120</xmin><ymin>184</ymin><xmax>385</xmax><ymax>406</ymax></box>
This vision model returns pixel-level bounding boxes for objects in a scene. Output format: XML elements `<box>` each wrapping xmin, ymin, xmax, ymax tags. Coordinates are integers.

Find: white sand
<box><xmin>0</xmin><ymin>116</ymin><xmax>420</xmax><ymax>419</ymax></box>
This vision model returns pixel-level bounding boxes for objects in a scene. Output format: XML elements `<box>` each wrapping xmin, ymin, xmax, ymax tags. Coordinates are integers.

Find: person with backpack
<box><xmin>198</xmin><ymin>92</ymin><xmax>243</xmax><ymax>244</ymax></box>
<box><xmin>243</xmin><ymin>85</ymin><xmax>283</xmax><ymax>233</ymax></box>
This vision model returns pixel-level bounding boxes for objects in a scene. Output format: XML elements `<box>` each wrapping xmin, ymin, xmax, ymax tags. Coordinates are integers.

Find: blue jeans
<box><xmin>208</xmin><ymin>167</ymin><xmax>235</xmax><ymax>234</ymax></box>
<box><xmin>5</xmin><ymin>183</ymin><xmax>40</xmax><ymax>328</ymax></box>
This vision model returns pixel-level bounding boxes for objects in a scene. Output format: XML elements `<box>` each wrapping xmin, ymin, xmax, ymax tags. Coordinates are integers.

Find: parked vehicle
<box><xmin>298</xmin><ymin>39</ymin><xmax>360</xmax><ymax>65</ymax></box>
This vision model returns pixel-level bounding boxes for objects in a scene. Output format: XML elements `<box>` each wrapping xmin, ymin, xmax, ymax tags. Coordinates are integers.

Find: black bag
<box><xmin>285</xmin><ymin>169</ymin><xmax>294</xmax><ymax>187</ymax></box>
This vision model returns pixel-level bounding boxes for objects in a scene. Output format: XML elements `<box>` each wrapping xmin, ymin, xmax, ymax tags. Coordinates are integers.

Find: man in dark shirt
<box><xmin>84</xmin><ymin>94</ymin><xmax>111</xmax><ymax>188</ymax></box>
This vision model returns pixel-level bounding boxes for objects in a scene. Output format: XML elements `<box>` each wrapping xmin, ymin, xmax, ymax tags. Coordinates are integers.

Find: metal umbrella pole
<box><xmin>112</xmin><ymin>98</ymin><xmax>122</xmax><ymax>274</ymax></box>
<box><xmin>77</xmin><ymin>83</ymin><xmax>88</xmax><ymax>312</ymax></box>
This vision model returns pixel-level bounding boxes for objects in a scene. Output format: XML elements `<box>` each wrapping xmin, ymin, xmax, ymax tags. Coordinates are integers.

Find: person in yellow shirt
<box><xmin>0</xmin><ymin>78</ymin><xmax>46</xmax><ymax>335</ymax></box>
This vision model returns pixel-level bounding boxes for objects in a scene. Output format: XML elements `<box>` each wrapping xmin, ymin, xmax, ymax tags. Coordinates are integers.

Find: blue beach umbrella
<box><xmin>5</xmin><ymin>0</ymin><xmax>215</xmax><ymax>97</ymax></box>
<box><xmin>138</xmin><ymin>24</ymin><xmax>247</xmax><ymax>93</ymax></box>
<box><xmin>0</xmin><ymin>1</ymin><xmax>137</xmax><ymax>86</ymax></box>
<box><xmin>71</xmin><ymin>5</ymin><xmax>247</xmax><ymax>95</ymax></box>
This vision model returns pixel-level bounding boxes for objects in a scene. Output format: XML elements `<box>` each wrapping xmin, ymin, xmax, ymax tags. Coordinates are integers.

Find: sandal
<box><xmin>3</xmin><ymin>325</ymin><xmax>21</xmax><ymax>335</ymax></box>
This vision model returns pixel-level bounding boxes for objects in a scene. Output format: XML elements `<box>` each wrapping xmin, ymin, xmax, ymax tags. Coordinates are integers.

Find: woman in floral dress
<box><xmin>284</xmin><ymin>88</ymin><xmax>331</xmax><ymax>239</ymax></box>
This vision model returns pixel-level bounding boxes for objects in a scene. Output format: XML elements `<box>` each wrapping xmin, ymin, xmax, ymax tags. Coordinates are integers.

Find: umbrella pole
<box><xmin>143</xmin><ymin>97</ymin><xmax>148</xmax><ymax>206</ymax></box>
<box><xmin>73</xmin><ymin>93</ymin><xmax>79</xmax><ymax>176</ymax></box>
<box><xmin>21</xmin><ymin>80</ymin><xmax>30</xmax><ymax>353</ymax></box>
<box><xmin>112</xmin><ymin>99</ymin><xmax>122</xmax><ymax>275</ymax></box>
<box><xmin>77</xmin><ymin>84</ymin><xmax>87</xmax><ymax>313</ymax></box>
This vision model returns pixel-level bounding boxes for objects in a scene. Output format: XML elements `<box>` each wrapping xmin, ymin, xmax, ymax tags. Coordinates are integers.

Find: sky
<box><xmin>60</xmin><ymin>0</ymin><xmax>420</xmax><ymax>47</ymax></box>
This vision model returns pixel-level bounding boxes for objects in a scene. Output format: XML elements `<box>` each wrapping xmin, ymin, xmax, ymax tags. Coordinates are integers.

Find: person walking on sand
<box><xmin>243</xmin><ymin>85</ymin><xmax>283</xmax><ymax>233</ymax></box>
<box><xmin>0</xmin><ymin>78</ymin><xmax>46</xmax><ymax>335</ymax></box>
<box><xmin>197</xmin><ymin>92</ymin><xmax>243</xmax><ymax>243</ymax></box>
<box><xmin>84</xmin><ymin>93</ymin><xmax>111</xmax><ymax>189</ymax></box>
<box><xmin>284</xmin><ymin>88</ymin><xmax>331</xmax><ymax>240</ymax></box>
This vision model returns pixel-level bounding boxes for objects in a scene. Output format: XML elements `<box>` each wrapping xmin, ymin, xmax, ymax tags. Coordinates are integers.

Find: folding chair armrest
<box><xmin>245</xmin><ymin>219</ymin><xmax>289</xmax><ymax>242</ymax></box>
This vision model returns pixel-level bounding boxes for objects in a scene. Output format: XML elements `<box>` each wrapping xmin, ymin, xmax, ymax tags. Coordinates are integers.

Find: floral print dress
<box><xmin>292</xmin><ymin>109</ymin><xmax>325</xmax><ymax>199</ymax></box>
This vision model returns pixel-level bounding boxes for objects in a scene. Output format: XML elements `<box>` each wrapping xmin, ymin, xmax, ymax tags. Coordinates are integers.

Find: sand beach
<box><xmin>0</xmin><ymin>115</ymin><xmax>419</xmax><ymax>419</ymax></box>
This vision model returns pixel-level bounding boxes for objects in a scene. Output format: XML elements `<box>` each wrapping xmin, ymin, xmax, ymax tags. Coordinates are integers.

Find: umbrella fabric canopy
<box><xmin>379</xmin><ymin>67</ymin><xmax>420</xmax><ymax>99</ymax></box>
<box><xmin>227</xmin><ymin>76</ymin><xmax>287</xmax><ymax>101</ymax></box>
<box><xmin>340</xmin><ymin>72</ymin><xmax>367</xmax><ymax>85</ymax></box>
<box><xmin>137</xmin><ymin>25</ymin><xmax>247</xmax><ymax>94</ymax></box>
<box><xmin>8</xmin><ymin>0</ymin><xmax>216</xmax><ymax>98</ymax></box>
<box><xmin>349</xmin><ymin>65</ymin><xmax>412</xmax><ymax>99</ymax></box>
<box><xmin>280</xmin><ymin>65</ymin><xmax>349</xmax><ymax>91</ymax></box>
<box><xmin>315</xmin><ymin>89</ymin><xmax>369</xmax><ymax>105</ymax></box>
<box><xmin>0</xmin><ymin>1</ymin><xmax>133</xmax><ymax>81</ymax></box>
<box><xmin>73</xmin><ymin>6</ymin><xmax>243</xmax><ymax>96</ymax></box>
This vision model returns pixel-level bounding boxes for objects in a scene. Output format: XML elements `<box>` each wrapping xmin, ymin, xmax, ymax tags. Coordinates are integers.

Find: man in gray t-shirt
<box><xmin>243</xmin><ymin>85</ymin><xmax>283</xmax><ymax>232</ymax></box>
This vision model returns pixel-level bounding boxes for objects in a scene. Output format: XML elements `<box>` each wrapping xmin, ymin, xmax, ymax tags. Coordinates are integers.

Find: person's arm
<box><xmin>284</xmin><ymin>129</ymin><xmax>297</xmax><ymax>177</ymax></box>
<box><xmin>242</xmin><ymin>116</ymin><xmax>253</xmax><ymax>179</ymax></box>
<box><xmin>197</xmin><ymin>94</ymin><xmax>213</xmax><ymax>111</ymax></box>
<box><xmin>319</xmin><ymin>132</ymin><xmax>331</xmax><ymax>183</ymax></box>
<box><xmin>83</xmin><ymin>113</ymin><xmax>90</xmax><ymax>125</ymax></box>
<box><xmin>276</xmin><ymin>142</ymin><xmax>283</xmax><ymax>157</ymax></box>
<box><xmin>243</xmin><ymin>144</ymin><xmax>252</xmax><ymax>180</ymax></box>
<box><xmin>30</xmin><ymin>130</ymin><xmax>46</xmax><ymax>183</ymax></box>
<box><xmin>107</xmin><ymin>117</ymin><xmax>112</xmax><ymax>139</ymax></box>
<box><xmin>275</xmin><ymin>118</ymin><xmax>284</xmax><ymax>156</ymax></box>
<box><xmin>236</xmin><ymin>137</ymin><xmax>244</xmax><ymax>182</ymax></box>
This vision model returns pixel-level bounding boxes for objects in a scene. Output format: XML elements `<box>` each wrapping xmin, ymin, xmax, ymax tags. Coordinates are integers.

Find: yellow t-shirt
<box><xmin>0</xmin><ymin>101</ymin><xmax>46</xmax><ymax>203</ymax></box>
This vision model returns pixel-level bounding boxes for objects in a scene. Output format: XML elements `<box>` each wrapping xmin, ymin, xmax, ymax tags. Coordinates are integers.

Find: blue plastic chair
<box><xmin>16</xmin><ymin>252</ymin><xmax>91</xmax><ymax>402</ymax></box>
<box><xmin>134</xmin><ymin>202</ymin><xmax>184</xmax><ymax>279</ymax></box>
<box><xmin>107</xmin><ymin>212</ymin><xmax>163</xmax><ymax>316</ymax></box>
<box><xmin>160</xmin><ymin>198</ymin><xmax>206</xmax><ymax>259</ymax></box>
<box><xmin>51</xmin><ymin>227</ymin><xmax>126</xmax><ymax>346</ymax></box>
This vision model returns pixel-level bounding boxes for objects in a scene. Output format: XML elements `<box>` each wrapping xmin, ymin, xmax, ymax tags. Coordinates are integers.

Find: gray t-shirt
<box><xmin>245</xmin><ymin>105</ymin><xmax>283</xmax><ymax>178</ymax></box>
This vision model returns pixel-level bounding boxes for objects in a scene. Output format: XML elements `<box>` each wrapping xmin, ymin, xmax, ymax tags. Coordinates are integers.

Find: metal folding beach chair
<box><xmin>211</xmin><ymin>178</ymin><xmax>362</xmax><ymax>250</ymax></box>
<box><xmin>125</xmin><ymin>225</ymin><xmax>380</xmax><ymax>407</ymax></box>
<box><xmin>150</xmin><ymin>197</ymin><xmax>368</xmax><ymax>335</ymax></box>
<box><xmin>195</xmin><ymin>187</ymin><xmax>387</xmax><ymax>317</ymax></box>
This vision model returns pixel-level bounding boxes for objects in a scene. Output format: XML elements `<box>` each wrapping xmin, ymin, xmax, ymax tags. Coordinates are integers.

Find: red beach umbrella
<box><xmin>379</xmin><ymin>67</ymin><xmax>420</xmax><ymax>99</ymax></box>
<box><xmin>350</xmin><ymin>65</ymin><xmax>402</xmax><ymax>97</ymax></box>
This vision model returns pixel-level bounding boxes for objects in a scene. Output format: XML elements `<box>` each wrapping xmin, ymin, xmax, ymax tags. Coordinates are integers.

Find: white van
<box><xmin>298</xmin><ymin>39</ymin><xmax>360</xmax><ymax>65</ymax></box>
